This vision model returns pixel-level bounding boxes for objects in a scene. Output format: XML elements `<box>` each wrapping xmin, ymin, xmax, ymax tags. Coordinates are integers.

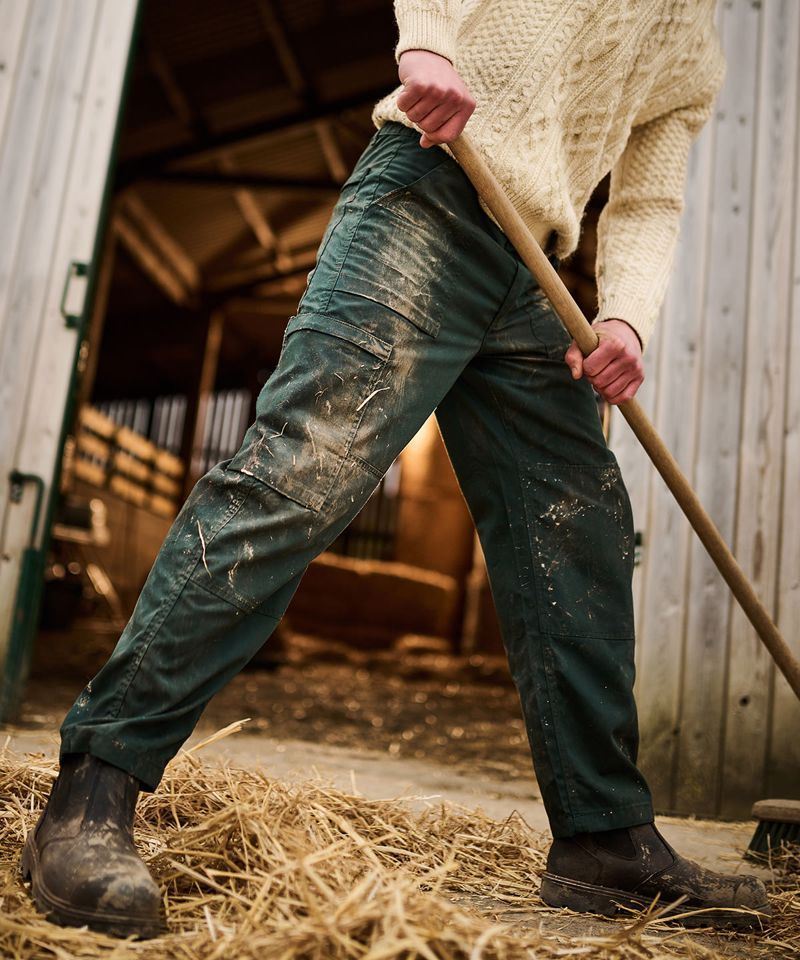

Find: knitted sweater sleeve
<box><xmin>393</xmin><ymin>1</ymin><xmax>463</xmax><ymax>64</ymax></box>
<box><xmin>595</xmin><ymin>63</ymin><xmax>724</xmax><ymax>349</ymax></box>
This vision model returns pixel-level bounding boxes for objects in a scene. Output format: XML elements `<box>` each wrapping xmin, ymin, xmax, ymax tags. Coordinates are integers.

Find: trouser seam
<box><xmin>556</xmin><ymin>802</ymin><xmax>655</xmax><ymax>839</ymax></box>
<box><xmin>320</xmin><ymin>138</ymin><xmax>404</xmax><ymax>316</ymax></box>
<box><xmin>108</xmin><ymin>479</ymin><xmax>256</xmax><ymax>719</ymax></box>
<box><xmin>477</xmin><ymin>260</ymin><xmax>523</xmax><ymax>353</ymax></box>
<box><xmin>316</xmin><ymin>360</ymin><xmax>387</xmax><ymax>514</ymax></box>
<box><xmin>347</xmin><ymin>451</ymin><xmax>385</xmax><ymax>480</ymax></box>
<box><xmin>572</xmin><ymin>799</ymin><xmax>653</xmax><ymax>816</ymax></box>
<box><xmin>188</xmin><ymin>572</ymin><xmax>280</xmax><ymax>619</ymax></box>
<box><xmin>474</xmin><ymin>364</ymin><xmax>580</xmax><ymax>831</ymax></box>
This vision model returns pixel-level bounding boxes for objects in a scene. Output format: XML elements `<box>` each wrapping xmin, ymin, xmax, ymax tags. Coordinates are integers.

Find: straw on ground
<box><xmin>0</xmin><ymin>742</ymin><xmax>796</xmax><ymax>959</ymax></box>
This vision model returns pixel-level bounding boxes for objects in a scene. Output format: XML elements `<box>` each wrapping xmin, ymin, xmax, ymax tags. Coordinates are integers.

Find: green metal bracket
<box><xmin>0</xmin><ymin>472</ymin><xmax>47</xmax><ymax>723</ymax></box>
<box><xmin>9</xmin><ymin>470</ymin><xmax>45</xmax><ymax>537</ymax></box>
<box><xmin>60</xmin><ymin>260</ymin><xmax>90</xmax><ymax>329</ymax></box>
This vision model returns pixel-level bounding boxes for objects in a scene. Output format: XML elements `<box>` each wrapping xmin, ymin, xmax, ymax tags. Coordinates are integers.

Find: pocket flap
<box><xmin>229</xmin><ymin>310</ymin><xmax>392</xmax><ymax>513</ymax></box>
<box><xmin>284</xmin><ymin>312</ymin><xmax>392</xmax><ymax>362</ymax></box>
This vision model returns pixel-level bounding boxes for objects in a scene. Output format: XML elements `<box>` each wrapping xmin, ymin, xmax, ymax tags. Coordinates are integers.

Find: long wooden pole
<box><xmin>450</xmin><ymin>134</ymin><xmax>800</xmax><ymax>702</ymax></box>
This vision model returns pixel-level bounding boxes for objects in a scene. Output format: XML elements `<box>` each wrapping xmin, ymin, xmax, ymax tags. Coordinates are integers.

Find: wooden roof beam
<box><xmin>255</xmin><ymin>1</ymin><xmax>349</xmax><ymax>183</ymax></box>
<box><xmin>140</xmin><ymin>170</ymin><xmax>339</xmax><ymax>193</ymax></box>
<box><xmin>113</xmin><ymin>213</ymin><xmax>195</xmax><ymax>308</ymax></box>
<box><xmin>219</xmin><ymin>153</ymin><xmax>275</xmax><ymax>248</ymax></box>
<box><xmin>315</xmin><ymin>119</ymin><xmax>348</xmax><ymax>183</ymax></box>
<box><xmin>112</xmin><ymin>192</ymin><xmax>200</xmax><ymax>308</ymax></box>
<box><xmin>117</xmin><ymin>87</ymin><xmax>390</xmax><ymax>182</ymax></box>
<box><xmin>224</xmin><ymin>295</ymin><xmax>301</xmax><ymax>316</ymax></box>
<box><xmin>144</xmin><ymin>38</ymin><xmax>206</xmax><ymax>140</ymax></box>
<box><xmin>118</xmin><ymin>191</ymin><xmax>200</xmax><ymax>293</ymax></box>
<box><xmin>207</xmin><ymin>246</ymin><xmax>319</xmax><ymax>300</ymax></box>
<box><xmin>255</xmin><ymin>0</ymin><xmax>308</xmax><ymax>98</ymax></box>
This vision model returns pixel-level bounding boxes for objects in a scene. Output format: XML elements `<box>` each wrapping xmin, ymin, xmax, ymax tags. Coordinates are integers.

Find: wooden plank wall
<box><xmin>0</xmin><ymin>1</ymin><xmax>138</xmax><ymax>681</ymax></box>
<box><xmin>610</xmin><ymin>0</ymin><xmax>800</xmax><ymax>818</ymax></box>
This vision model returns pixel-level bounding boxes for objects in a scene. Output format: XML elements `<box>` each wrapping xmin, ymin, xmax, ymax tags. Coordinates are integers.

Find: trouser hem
<box><xmin>551</xmin><ymin>800</ymin><xmax>655</xmax><ymax>839</ymax></box>
<box><xmin>59</xmin><ymin>731</ymin><xmax>164</xmax><ymax>792</ymax></box>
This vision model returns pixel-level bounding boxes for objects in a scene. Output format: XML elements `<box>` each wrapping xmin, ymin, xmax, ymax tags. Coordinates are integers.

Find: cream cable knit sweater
<box><xmin>373</xmin><ymin>1</ymin><xmax>725</xmax><ymax>349</ymax></box>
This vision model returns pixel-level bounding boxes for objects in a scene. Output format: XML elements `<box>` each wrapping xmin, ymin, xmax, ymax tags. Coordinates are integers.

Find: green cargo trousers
<box><xmin>61</xmin><ymin>123</ymin><xmax>653</xmax><ymax>838</ymax></box>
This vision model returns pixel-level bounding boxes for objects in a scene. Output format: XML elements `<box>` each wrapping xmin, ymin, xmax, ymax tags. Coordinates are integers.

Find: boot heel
<box><xmin>19</xmin><ymin>834</ymin><xmax>35</xmax><ymax>881</ymax></box>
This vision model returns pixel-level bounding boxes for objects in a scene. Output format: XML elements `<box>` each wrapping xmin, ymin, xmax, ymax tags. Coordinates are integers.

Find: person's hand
<box><xmin>564</xmin><ymin>319</ymin><xmax>644</xmax><ymax>405</ymax></box>
<box><xmin>397</xmin><ymin>50</ymin><xmax>476</xmax><ymax>147</ymax></box>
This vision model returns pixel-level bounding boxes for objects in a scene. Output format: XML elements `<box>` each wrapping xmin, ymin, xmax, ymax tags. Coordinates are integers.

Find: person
<box><xmin>22</xmin><ymin>0</ymin><xmax>770</xmax><ymax>939</ymax></box>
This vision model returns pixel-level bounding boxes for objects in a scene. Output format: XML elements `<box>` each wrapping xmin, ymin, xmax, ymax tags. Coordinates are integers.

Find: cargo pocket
<box><xmin>333</xmin><ymin>158</ymin><xmax>459</xmax><ymax>340</ymax></box>
<box><xmin>227</xmin><ymin>312</ymin><xmax>392</xmax><ymax>512</ymax></box>
<box><xmin>524</xmin><ymin>462</ymin><xmax>635</xmax><ymax>639</ymax></box>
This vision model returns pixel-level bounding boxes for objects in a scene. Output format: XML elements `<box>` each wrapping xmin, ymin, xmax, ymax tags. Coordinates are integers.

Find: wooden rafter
<box><xmin>118</xmin><ymin>191</ymin><xmax>200</xmax><ymax>292</ymax></box>
<box><xmin>225</xmin><ymin>295</ymin><xmax>301</xmax><ymax>316</ymax></box>
<box><xmin>251</xmin><ymin>273</ymin><xmax>309</xmax><ymax>297</ymax></box>
<box><xmin>255</xmin><ymin>0</ymin><xmax>307</xmax><ymax>96</ymax></box>
<box><xmin>113</xmin><ymin>192</ymin><xmax>200</xmax><ymax>308</ymax></box>
<box><xmin>143</xmin><ymin>171</ymin><xmax>339</xmax><ymax>193</ymax></box>
<box><xmin>256</xmin><ymin>0</ymin><xmax>349</xmax><ymax>184</ymax></box>
<box><xmin>186</xmin><ymin>310</ymin><xmax>225</xmax><ymax>490</ymax></box>
<box><xmin>113</xmin><ymin>214</ymin><xmax>192</xmax><ymax>307</ymax></box>
<box><xmin>207</xmin><ymin>245</ymin><xmax>319</xmax><ymax>298</ymax></box>
<box><xmin>315</xmin><ymin>119</ymin><xmax>348</xmax><ymax>183</ymax></box>
<box><xmin>144</xmin><ymin>37</ymin><xmax>205</xmax><ymax>139</ymax></box>
<box><xmin>118</xmin><ymin>88</ymin><xmax>387</xmax><ymax>182</ymax></box>
<box><xmin>219</xmin><ymin>151</ymin><xmax>294</xmax><ymax>272</ymax></box>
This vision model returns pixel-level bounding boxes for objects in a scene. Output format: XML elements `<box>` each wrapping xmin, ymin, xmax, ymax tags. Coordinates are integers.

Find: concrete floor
<box><xmin>3</xmin><ymin>721</ymin><xmax>764</xmax><ymax>880</ymax></box>
<box><xmin>4</xmin><ymin>715</ymin><xmax>783</xmax><ymax>959</ymax></box>
<box><xmin>5</xmin><ymin>660</ymin><xmax>783</xmax><ymax>959</ymax></box>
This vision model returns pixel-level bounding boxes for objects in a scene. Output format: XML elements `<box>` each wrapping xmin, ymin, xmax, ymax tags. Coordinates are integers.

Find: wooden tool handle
<box><xmin>450</xmin><ymin>133</ymin><xmax>800</xmax><ymax>702</ymax></box>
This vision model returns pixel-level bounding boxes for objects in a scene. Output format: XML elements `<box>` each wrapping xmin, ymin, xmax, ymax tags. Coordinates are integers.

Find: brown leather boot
<box><xmin>20</xmin><ymin>753</ymin><xmax>164</xmax><ymax>938</ymax></box>
<box><xmin>540</xmin><ymin>822</ymin><xmax>770</xmax><ymax>929</ymax></box>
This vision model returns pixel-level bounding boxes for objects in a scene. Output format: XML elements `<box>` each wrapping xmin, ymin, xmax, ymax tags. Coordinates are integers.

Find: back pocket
<box><xmin>227</xmin><ymin>312</ymin><xmax>392</xmax><ymax>512</ymax></box>
<box><xmin>524</xmin><ymin>462</ymin><xmax>635</xmax><ymax>638</ymax></box>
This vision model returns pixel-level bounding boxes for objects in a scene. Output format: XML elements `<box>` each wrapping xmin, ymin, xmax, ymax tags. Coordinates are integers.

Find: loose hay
<box><xmin>0</xmin><ymin>745</ymin><xmax>797</xmax><ymax>959</ymax></box>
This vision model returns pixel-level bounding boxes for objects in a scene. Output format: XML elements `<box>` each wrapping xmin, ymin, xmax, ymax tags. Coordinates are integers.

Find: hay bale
<box><xmin>0</xmin><ymin>743</ymin><xmax>796</xmax><ymax>958</ymax></box>
<box><xmin>287</xmin><ymin>553</ymin><xmax>460</xmax><ymax>648</ymax></box>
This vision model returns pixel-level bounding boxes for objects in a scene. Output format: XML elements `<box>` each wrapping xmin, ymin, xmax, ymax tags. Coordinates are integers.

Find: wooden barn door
<box><xmin>610</xmin><ymin>0</ymin><xmax>800</xmax><ymax>817</ymax></box>
<box><xmin>0</xmin><ymin>0</ymin><xmax>139</xmax><ymax>719</ymax></box>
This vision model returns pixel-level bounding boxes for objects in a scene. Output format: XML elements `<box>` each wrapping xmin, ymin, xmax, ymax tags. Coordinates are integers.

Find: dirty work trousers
<box><xmin>61</xmin><ymin>122</ymin><xmax>653</xmax><ymax>838</ymax></box>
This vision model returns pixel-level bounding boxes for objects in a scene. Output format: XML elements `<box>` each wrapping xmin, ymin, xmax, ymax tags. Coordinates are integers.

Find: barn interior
<box><xmin>26</xmin><ymin>0</ymin><xmax>607</xmax><ymax>794</ymax></box>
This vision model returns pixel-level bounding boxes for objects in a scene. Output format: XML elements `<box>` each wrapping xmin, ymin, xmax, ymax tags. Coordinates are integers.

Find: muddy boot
<box><xmin>20</xmin><ymin>753</ymin><xmax>164</xmax><ymax>938</ymax></box>
<box><xmin>540</xmin><ymin>822</ymin><xmax>770</xmax><ymax>929</ymax></box>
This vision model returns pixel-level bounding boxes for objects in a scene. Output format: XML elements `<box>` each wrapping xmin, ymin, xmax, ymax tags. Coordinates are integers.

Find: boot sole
<box><xmin>20</xmin><ymin>834</ymin><xmax>165</xmax><ymax>940</ymax></box>
<box><xmin>540</xmin><ymin>872</ymin><xmax>771</xmax><ymax>930</ymax></box>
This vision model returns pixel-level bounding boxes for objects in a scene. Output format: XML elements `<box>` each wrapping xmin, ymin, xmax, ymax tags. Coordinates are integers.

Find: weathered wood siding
<box><xmin>610</xmin><ymin>0</ymin><xmax>800</xmax><ymax>817</ymax></box>
<box><xmin>0</xmin><ymin>1</ymin><xmax>138</xmax><ymax>688</ymax></box>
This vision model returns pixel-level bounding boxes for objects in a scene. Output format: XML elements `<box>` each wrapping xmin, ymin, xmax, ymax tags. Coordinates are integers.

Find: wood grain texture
<box><xmin>0</xmin><ymin>0</ymin><xmax>138</xmax><ymax>675</ymax></box>
<box><xmin>721</xmin><ymin>0</ymin><xmax>799</xmax><ymax>817</ymax></box>
<box><xmin>0</xmin><ymin>0</ymin><xmax>81</xmax><ymax>665</ymax></box>
<box><xmin>612</xmin><ymin>1</ymin><xmax>800</xmax><ymax>815</ymax></box>
<box><xmin>0</xmin><ymin>0</ymin><xmax>32</xmax><ymax>150</ymax></box>
<box><xmin>454</xmin><ymin>61</ymin><xmax>800</xmax><ymax>712</ymax></box>
<box><xmin>635</xmin><ymin>107</ymin><xmax>715</xmax><ymax>810</ymax></box>
<box><xmin>0</xmin><ymin>0</ymin><xmax>61</xmax><ymax>344</ymax></box>
<box><xmin>660</xmin><ymin>0</ymin><xmax>758</xmax><ymax>816</ymax></box>
<box><xmin>766</xmin><ymin>3</ymin><xmax>800</xmax><ymax>802</ymax></box>
<box><xmin>670</xmin><ymin>2</ymin><xmax>758</xmax><ymax>817</ymax></box>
